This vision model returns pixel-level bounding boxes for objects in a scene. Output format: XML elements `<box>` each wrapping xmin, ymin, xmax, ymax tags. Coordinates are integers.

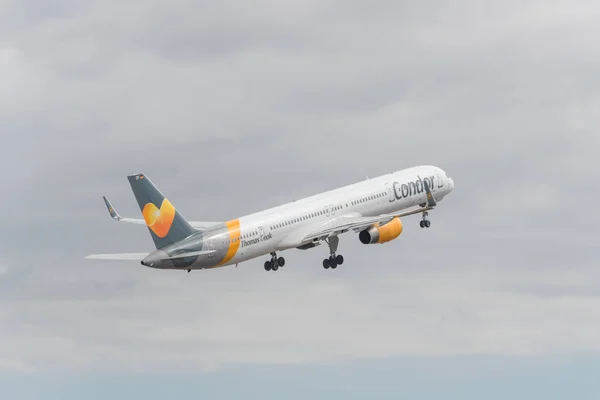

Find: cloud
<box><xmin>2</xmin><ymin>263</ymin><xmax>600</xmax><ymax>374</ymax></box>
<box><xmin>1</xmin><ymin>0</ymin><xmax>600</xmax><ymax>375</ymax></box>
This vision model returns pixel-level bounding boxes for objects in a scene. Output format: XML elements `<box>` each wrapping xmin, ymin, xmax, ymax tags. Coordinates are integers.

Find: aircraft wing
<box><xmin>301</xmin><ymin>206</ymin><xmax>432</xmax><ymax>242</ymax></box>
<box><xmin>102</xmin><ymin>196</ymin><xmax>220</xmax><ymax>229</ymax></box>
<box><xmin>302</xmin><ymin>178</ymin><xmax>437</xmax><ymax>242</ymax></box>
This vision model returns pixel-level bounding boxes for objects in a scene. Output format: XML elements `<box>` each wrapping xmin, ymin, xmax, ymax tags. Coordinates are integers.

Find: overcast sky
<box><xmin>2</xmin><ymin>0</ymin><xmax>600</xmax><ymax>398</ymax></box>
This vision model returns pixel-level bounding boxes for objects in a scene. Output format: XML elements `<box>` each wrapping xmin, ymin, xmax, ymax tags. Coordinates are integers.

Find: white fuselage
<box><xmin>195</xmin><ymin>165</ymin><xmax>453</xmax><ymax>268</ymax></box>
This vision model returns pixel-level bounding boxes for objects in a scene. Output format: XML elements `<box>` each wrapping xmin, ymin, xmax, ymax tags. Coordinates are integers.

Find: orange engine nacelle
<box><xmin>359</xmin><ymin>217</ymin><xmax>403</xmax><ymax>244</ymax></box>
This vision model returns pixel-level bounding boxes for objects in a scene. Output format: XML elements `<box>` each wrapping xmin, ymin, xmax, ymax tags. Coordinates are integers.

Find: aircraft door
<box><xmin>205</xmin><ymin>237</ymin><xmax>215</xmax><ymax>258</ymax></box>
<box><xmin>435</xmin><ymin>171</ymin><xmax>444</xmax><ymax>189</ymax></box>
<box><xmin>385</xmin><ymin>182</ymin><xmax>395</xmax><ymax>202</ymax></box>
<box><xmin>434</xmin><ymin>170</ymin><xmax>444</xmax><ymax>200</ymax></box>
<box><xmin>259</xmin><ymin>225</ymin><xmax>270</xmax><ymax>241</ymax></box>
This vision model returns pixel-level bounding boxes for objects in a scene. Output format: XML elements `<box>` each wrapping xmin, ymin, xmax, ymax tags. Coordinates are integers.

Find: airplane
<box><xmin>85</xmin><ymin>165</ymin><xmax>454</xmax><ymax>272</ymax></box>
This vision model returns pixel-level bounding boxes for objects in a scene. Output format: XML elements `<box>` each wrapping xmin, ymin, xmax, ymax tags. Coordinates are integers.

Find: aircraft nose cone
<box><xmin>448</xmin><ymin>177</ymin><xmax>455</xmax><ymax>191</ymax></box>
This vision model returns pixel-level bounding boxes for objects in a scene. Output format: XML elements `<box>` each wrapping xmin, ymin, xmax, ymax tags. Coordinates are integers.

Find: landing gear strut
<box><xmin>323</xmin><ymin>236</ymin><xmax>344</xmax><ymax>269</ymax></box>
<box><xmin>264</xmin><ymin>252</ymin><xmax>285</xmax><ymax>271</ymax></box>
<box><xmin>420</xmin><ymin>211</ymin><xmax>431</xmax><ymax>228</ymax></box>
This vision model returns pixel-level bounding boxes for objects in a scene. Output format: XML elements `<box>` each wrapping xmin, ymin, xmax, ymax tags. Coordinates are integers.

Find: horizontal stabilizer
<box><xmin>85</xmin><ymin>253</ymin><xmax>149</xmax><ymax>260</ymax></box>
<box><xmin>166</xmin><ymin>250</ymin><xmax>216</xmax><ymax>259</ymax></box>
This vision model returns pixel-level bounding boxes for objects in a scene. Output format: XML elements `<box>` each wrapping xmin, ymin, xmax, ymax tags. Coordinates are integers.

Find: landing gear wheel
<box><xmin>264</xmin><ymin>261</ymin><xmax>272</xmax><ymax>271</ymax></box>
<box><xmin>420</xmin><ymin>211</ymin><xmax>431</xmax><ymax>228</ymax></box>
<box><xmin>324</xmin><ymin>236</ymin><xmax>343</xmax><ymax>270</ymax></box>
<box><xmin>271</xmin><ymin>262</ymin><xmax>279</xmax><ymax>271</ymax></box>
<box><xmin>278</xmin><ymin>257</ymin><xmax>285</xmax><ymax>267</ymax></box>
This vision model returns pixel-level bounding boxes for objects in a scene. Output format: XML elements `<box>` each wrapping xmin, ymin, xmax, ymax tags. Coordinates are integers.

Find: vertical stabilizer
<box><xmin>127</xmin><ymin>173</ymin><xmax>196</xmax><ymax>249</ymax></box>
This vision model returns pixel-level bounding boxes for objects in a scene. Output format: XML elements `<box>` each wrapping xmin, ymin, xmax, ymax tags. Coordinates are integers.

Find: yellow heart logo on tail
<box><xmin>142</xmin><ymin>199</ymin><xmax>176</xmax><ymax>238</ymax></box>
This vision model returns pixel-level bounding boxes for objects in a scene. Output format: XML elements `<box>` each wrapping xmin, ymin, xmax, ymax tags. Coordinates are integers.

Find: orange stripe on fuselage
<box><xmin>217</xmin><ymin>219</ymin><xmax>241</xmax><ymax>266</ymax></box>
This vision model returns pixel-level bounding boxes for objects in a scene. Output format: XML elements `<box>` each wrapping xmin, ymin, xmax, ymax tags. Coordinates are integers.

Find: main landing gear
<box><xmin>264</xmin><ymin>252</ymin><xmax>285</xmax><ymax>271</ymax></box>
<box><xmin>323</xmin><ymin>235</ymin><xmax>344</xmax><ymax>269</ymax></box>
<box><xmin>420</xmin><ymin>211</ymin><xmax>431</xmax><ymax>228</ymax></box>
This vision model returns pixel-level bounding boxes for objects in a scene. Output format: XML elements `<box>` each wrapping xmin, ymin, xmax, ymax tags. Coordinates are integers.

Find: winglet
<box><xmin>422</xmin><ymin>177</ymin><xmax>437</xmax><ymax>207</ymax></box>
<box><xmin>103</xmin><ymin>196</ymin><xmax>122</xmax><ymax>221</ymax></box>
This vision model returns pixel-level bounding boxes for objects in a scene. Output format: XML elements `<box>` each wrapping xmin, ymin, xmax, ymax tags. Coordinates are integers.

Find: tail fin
<box><xmin>127</xmin><ymin>173</ymin><xmax>196</xmax><ymax>249</ymax></box>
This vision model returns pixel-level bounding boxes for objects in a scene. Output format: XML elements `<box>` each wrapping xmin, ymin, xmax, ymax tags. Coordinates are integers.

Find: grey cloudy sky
<box><xmin>1</xmin><ymin>0</ymin><xmax>600</xmax><ymax>398</ymax></box>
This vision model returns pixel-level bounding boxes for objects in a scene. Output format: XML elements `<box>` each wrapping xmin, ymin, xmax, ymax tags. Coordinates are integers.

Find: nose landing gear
<box><xmin>420</xmin><ymin>211</ymin><xmax>431</xmax><ymax>228</ymax></box>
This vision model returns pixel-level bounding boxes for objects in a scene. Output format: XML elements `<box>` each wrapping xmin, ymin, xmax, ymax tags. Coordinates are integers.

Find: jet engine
<box><xmin>359</xmin><ymin>217</ymin><xmax>403</xmax><ymax>244</ymax></box>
